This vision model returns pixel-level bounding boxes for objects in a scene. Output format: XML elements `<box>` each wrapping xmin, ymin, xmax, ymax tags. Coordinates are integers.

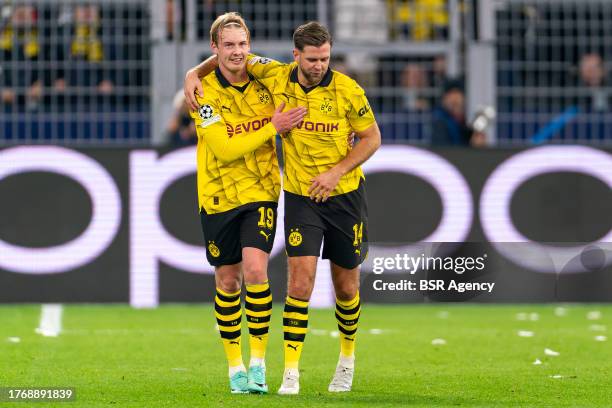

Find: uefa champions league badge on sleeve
<box><xmin>249</xmin><ymin>56</ymin><xmax>271</xmax><ymax>65</ymax></box>
<box><xmin>199</xmin><ymin>105</ymin><xmax>221</xmax><ymax>128</ymax></box>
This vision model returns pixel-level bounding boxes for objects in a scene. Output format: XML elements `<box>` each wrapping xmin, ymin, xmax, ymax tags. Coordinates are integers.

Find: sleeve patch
<box><xmin>200</xmin><ymin>114</ymin><xmax>221</xmax><ymax>128</ymax></box>
<box><xmin>358</xmin><ymin>103</ymin><xmax>371</xmax><ymax>117</ymax></box>
<box><xmin>249</xmin><ymin>56</ymin><xmax>272</xmax><ymax>65</ymax></box>
<box><xmin>199</xmin><ymin>104</ymin><xmax>214</xmax><ymax>120</ymax></box>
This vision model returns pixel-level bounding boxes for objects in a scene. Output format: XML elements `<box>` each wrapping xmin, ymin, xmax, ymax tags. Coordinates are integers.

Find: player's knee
<box><xmin>217</xmin><ymin>275</ymin><xmax>241</xmax><ymax>293</ymax></box>
<box><xmin>288</xmin><ymin>284</ymin><xmax>312</xmax><ymax>301</ymax></box>
<box><xmin>288</xmin><ymin>275</ymin><xmax>314</xmax><ymax>300</ymax></box>
<box><xmin>335</xmin><ymin>281</ymin><xmax>359</xmax><ymax>301</ymax></box>
<box><xmin>242</xmin><ymin>261</ymin><xmax>268</xmax><ymax>284</ymax></box>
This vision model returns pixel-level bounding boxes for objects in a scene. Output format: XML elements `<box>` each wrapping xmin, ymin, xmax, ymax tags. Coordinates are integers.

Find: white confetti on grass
<box><xmin>554</xmin><ymin>307</ymin><xmax>568</xmax><ymax>317</ymax></box>
<box><xmin>310</xmin><ymin>329</ymin><xmax>328</xmax><ymax>336</ymax></box>
<box><xmin>518</xmin><ymin>330</ymin><xmax>535</xmax><ymax>337</ymax></box>
<box><xmin>532</xmin><ymin>359</ymin><xmax>542</xmax><ymax>365</ymax></box>
<box><xmin>431</xmin><ymin>338</ymin><xmax>446</xmax><ymax>345</ymax></box>
<box><xmin>369</xmin><ymin>329</ymin><xmax>383</xmax><ymax>335</ymax></box>
<box><xmin>550</xmin><ymin>375</ymin><xmax>564</xmax><ymax>379</ymax></box>
<box><xmin>594</xmin><ymin>335</ymin><xmax>607</xmax><ymax>342</ymax></box>
<box><xmin>437</xmin><ymin>311</ymin><xmax>449</xmax><ymax>319</ymax></box>
<box><xmin>587</xmin><ymin>311</ymin><xmax>602</xmax><ymax>320</ymax></box>
<box><xmin>7</xmin><ymin>337</ymin><xmax>21</xmax><ymax>343</ymax></box>
<box><xmin>589</xmin><ymin>324</ymin><xmax>606</xmax><ymax>332</ymax></box>
<box><xmin>544</xmin><ymin>348</ymin><xmax>560</xmax><ymax>357</ymax></box>
<box><xmin>330</xmin><ymin>331</ymin><xmax>339</xmax><ymax>338</ymax></box>
<box><xmin>516</xmin><ymin>312</ymin><xmax>539</xmax><ymax>321</ymax></box>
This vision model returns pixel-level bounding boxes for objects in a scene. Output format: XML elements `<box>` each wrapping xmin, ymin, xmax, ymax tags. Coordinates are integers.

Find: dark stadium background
<box><xmin>1</xmin><ymin>0</ymin><xmax>611</xmax><ymax>306</ymax></box>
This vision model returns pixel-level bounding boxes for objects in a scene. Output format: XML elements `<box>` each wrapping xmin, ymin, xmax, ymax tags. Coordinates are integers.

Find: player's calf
<box><xmin>244</xmin><ymin>281</ymin><xmax>272</xmax><ymax>394</ymax></box>
<box><xmin>329</xmin><ymin>292</ymin><xmax>360</xmax><ymax>392</ymax></box>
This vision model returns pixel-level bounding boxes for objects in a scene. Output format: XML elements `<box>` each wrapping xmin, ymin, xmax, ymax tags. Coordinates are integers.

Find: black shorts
<box><xmin>284</xmin><ymin>182</ymin><xmax>368</xmax><ymax>269</ymax></box>
<box><xmin>200</xmin><ymin>201</ymin><xmax>278</xmax><ymax>267</ymax></box>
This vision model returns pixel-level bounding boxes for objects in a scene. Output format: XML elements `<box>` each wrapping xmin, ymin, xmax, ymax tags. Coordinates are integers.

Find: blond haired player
<box><xmin>191</xmin><ymin>12</ymin><xmax>306</xmax><ymax>394</ymax></box>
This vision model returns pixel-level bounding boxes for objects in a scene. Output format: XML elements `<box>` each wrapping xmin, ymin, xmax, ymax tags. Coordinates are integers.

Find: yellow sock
<box><xmin>215</xmin><ymin>287</ymin><xmax>243</xmax><ymax>368</ymax></box>
<box><xmin>245</xmin><ymin>282</ymin><xmax>272</xmax><ymax>364</ymax></box>
<box><xmin>283</xmin><ymin>296</ymin><xmax>309</xmax><ymax>369</ymax></box>
<box><xmin>335</xmin><ymin>292</ymin><xmax>361</xmax><ymax>357</ymax></box>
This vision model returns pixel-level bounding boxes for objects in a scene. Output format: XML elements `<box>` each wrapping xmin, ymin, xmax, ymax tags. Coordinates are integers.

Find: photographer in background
<box><xmin>431</xmin><ymin>79</ymin><xmax>487</xmax><ymax>147</ymax></box>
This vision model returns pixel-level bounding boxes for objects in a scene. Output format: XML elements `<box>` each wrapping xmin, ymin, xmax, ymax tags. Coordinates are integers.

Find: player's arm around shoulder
<box><xmin>185</xmin><ymin>55</ymin><xmax>219</xmax><ymax>111</ymax></box>
<box><xmin>246</xmin><ymin>54</ymin><xmax>291</xmax><ymax>83</ymax></box>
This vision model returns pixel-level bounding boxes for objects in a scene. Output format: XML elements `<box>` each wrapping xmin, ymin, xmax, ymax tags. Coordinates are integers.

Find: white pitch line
<box><xmin>35</xmin><ymin>304</ymin><xmax>63</xmax><ymax>337</ymax></box>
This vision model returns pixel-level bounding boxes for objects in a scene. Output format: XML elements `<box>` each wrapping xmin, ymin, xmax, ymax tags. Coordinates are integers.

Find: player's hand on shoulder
<box><xmin>184</xmin><ymin>68</ymin><xmax>204</xmax><ymax>112</ymax></box>
<box><xmin>271</xmin><ymin>102</ymin><xmax>307</xmax><ymax>135</ymax></box>
<box><xmin>308</xmin><ymin>168</ymin><xmax>342</xmax><ymax>203</ymax></box>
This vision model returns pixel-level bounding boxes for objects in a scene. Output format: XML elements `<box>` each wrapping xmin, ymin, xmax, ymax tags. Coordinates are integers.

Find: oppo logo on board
<box><xmin>0</xmin><ymin>145</ymin><xmax>610</xmax><ymax>307</ymax></box>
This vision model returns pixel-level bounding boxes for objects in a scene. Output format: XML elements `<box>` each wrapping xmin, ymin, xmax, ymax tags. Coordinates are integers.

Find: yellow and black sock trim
<box><xmin>215</xmin><ymin>288</ymin><xmax>242</xmax><ymax>340</ymax></box>
<box><xmin>245</xmin><ymin>282</ymin><xmax>272</xmax><ymax>337</ymax></box>
<box><xmin>283</xmin><ymin>296</ymin><xmax>309</xmax><ymax>368</ymax></box>
<box><xmin>335</xmin><ymin>299</ymin><xmax>360</xmax><ymax>336</ymax></box>
<box><xmin>246</xmin><ymin>282</ymin><xmax>272</xmax><ymax>360</ymax></box>
<box><xmin>283</xmin><ymin>297</ymin><xmax>309</xmax><ymax>342</ymax></box>
<box><xmin>336</xmin><ymin>293</ymin><xmax>361</xmax><ymax>357</ymax></box>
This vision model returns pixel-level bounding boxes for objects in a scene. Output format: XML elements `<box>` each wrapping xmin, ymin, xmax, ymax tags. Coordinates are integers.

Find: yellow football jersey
<box><xmin>246</xmin><ymin>55</ymin><xmax>377</xmax><ymax>197</ymax></box>
<box><xmin>190</xmin><ymin>68</ymin><xmax>281</xmax><ymax>214</ymax></box>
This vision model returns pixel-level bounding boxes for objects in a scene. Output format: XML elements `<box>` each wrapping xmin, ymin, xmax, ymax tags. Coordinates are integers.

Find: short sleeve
<box><xmin>347</xmin><ymin>82</ymin><xmax>376</xmax><ymax>132</ymax></box>
<box><xmin>190</xmin><ymin>92</ymin><xmax>225</xmax><ymax>138</ymax></box>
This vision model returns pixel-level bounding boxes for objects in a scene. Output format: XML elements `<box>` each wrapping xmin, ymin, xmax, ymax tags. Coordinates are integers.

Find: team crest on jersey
<box><xmin>258</xmin><ymin>90</ymin><xmax>271</xmax><ymax>104</ymax></box>
<box><xmin>320</xmin><ymin>97</ymin><xmax>333</xmax><ymax>114</ymax></box>
<box><xmin>208</xmin><ymin>241</ymin><xmax>220</xmax><ymax>257</ymax></box>
<box><xmin>198</xmin><ymin>104</ymin><xmax>221</xmax><ymax>128</ymax></box>
<box><xmin>288</xmin><ymin>228</ymin><xmax>303</xmax><ymax>247</ymax></box>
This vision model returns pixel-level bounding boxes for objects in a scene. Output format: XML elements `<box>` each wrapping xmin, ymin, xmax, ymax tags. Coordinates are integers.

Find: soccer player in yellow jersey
<box><xmin>190</xmin><ymin>13</ymin><xmax>306</xmax><ymax>394</ymax></box>
<box><xmin>185</xmin><ymin>21</ymin><xmax>381</xmax><ymax>395</ymax></box>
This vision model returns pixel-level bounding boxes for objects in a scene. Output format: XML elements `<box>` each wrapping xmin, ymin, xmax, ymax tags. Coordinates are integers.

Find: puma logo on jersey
<box><xmin>287</xmin><ymin>344</ymin><xmax>299</xmax><ymax>351</ymax></box>
<box><xmin>259</xmin><ymin>231</ymin><xmax>271</xmax><ymax>242</ymax></box>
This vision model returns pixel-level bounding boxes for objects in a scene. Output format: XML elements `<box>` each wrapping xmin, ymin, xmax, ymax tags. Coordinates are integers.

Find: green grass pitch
<box><xmin>1</xmin><ymin>304</ymin><xmax>611</xmax><ymax>407</ymax></box>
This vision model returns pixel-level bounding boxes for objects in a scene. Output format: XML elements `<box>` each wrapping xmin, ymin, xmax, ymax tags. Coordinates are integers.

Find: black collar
<box><xmin>215</xmin><ymin>67</ymin><xmax>254</xmax><ymax>92</ymax></box>
<box><xmin>290</xmin><ymin>66</ymin><xmax>333</xmax><ymax>93</ymax></box>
